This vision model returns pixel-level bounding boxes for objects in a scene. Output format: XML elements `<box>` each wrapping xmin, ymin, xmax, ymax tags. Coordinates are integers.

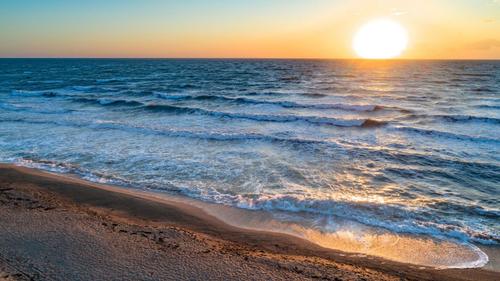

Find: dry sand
<box><xmin>0</xmin><ymin>164</ymin><xmax>498</xmax><ymax>281</ymax></box>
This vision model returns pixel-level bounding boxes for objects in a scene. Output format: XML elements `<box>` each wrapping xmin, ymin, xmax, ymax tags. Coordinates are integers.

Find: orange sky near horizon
<box><xmin>1</xmin><ymin>0</ymin><xmax>499</xmax><ymax>59</ymax></box>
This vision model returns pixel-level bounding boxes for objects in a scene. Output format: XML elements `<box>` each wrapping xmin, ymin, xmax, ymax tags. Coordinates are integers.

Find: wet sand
<box><xmin>0</xmin><ymin>164</ymin><xmax>498</xmax><ymax>281</ymax></box>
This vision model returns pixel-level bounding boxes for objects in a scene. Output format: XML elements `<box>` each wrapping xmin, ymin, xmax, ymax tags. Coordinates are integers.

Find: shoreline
<box><xmin>0</xmin><ymin>163</ymin><xmax>498</xmax><ymax>280</ymax></box>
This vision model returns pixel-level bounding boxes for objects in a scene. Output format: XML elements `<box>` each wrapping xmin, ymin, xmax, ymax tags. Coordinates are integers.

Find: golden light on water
<box><xmin>197</xmin><ymin>199</ymin><xmax>488</xmax><ymax>268</ymax></box>
<box><xmin>118</xmin><ymin>185</ymin><xmax>490</xmax><ymax>269</ymax></box>
<box><xmin>353</xmin><ymin>19</ymin><xmax>408</xmax><ymax>59</ymax></box>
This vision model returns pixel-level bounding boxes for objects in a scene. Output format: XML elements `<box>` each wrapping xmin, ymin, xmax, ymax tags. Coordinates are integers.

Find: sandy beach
<box><xmin>2</xmin><ymin>0</ymin><xmax>500</xmax><ymax>279</ymax></box>
<box><xmin>0</xmin><ymin>164</ymin><xmax>497</xmax><ymax>281</ymax></box>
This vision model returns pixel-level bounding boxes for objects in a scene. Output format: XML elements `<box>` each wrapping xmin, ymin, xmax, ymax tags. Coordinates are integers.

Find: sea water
<box><xmin>0</xmin><ymin>59</ymin><xmax>498</xmax><ymax>267</ymax></box>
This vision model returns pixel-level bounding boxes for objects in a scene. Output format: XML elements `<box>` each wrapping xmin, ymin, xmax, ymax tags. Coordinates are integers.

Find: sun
<box><xmin>353</xmin><ymin>19</ymin><xmax>408</xmax><ymax>59</ymax></box>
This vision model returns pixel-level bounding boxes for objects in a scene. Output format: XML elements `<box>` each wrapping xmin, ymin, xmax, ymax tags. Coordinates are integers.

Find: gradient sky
<box><xmin>1</xmin><ymin>0</ymin><xmax>500</xmax><ymax>59</ymax></box>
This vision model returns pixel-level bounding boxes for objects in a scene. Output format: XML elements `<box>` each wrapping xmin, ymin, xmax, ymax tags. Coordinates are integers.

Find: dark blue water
<box><xmin>0</xmin><ymin>59</ymin><xmax>499</xmax><ymax>266</ymax></box>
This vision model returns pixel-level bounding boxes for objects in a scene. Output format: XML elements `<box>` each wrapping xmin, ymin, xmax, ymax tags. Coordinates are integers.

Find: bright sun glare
<box><xmin>353</xmin><ymin>19</ymin><xmax>408</xmax><ymax>59</ymax></box>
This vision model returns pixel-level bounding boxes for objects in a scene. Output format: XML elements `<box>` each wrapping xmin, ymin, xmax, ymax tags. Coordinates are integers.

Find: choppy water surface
<box><xmin>0</xmin><ymin>59</ymin><xmax>499</xmax><ymax>267</ymax></box>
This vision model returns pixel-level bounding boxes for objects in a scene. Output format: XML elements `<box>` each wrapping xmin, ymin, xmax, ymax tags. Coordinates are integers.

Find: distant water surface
<box><xmin>0</xmin><ymin>59</ymin><xmax>498</xmax><ymax>267</ymax></box>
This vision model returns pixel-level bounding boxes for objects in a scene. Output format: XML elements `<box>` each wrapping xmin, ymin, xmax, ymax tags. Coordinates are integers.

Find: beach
<box><xmin>0</xmin><ymin>164</ymin><xmax>497</xmax><ymax>281</ymax></box>
<box><xmin>1</xmin><ymin>0</ymin><xmax>500</xmax><ymax>279</ymax></box>
<box><xmin>1</xmin><ymin>59</ymin><xmax>499</xmax><ymax>262</ymax></box>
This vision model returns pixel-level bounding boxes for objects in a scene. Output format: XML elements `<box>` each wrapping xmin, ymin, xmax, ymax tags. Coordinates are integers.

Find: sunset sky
<box><xmin>1</xmin><ymin>0</ymin><xmax>500</xmax><ymax>59</ymax></box>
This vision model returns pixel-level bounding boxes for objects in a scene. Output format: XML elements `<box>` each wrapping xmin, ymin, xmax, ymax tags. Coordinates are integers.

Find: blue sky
<box><xmin>1</xmin><ymin>0</ymin><xmax>499</xmax><ymax>58</ymax></box>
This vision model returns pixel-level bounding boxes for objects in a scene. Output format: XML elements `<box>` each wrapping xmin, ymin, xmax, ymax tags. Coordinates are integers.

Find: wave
<box><xmin>427</xmin><ymin>79</ymin><xmax>449</xmax><ymax>85</ymax></box>
<box><xmin>70</xmin><ymin>85</ymin><xmax>95</xmax><ymax>91</ymax></box>
<box><xmin>166</xmin><ymin>184</ymin><xmax>499</xmax><ymax>246</ymax></box>
<box><xmin>9</xmin><ymin>117</ymin><xmax>497</xmax><ymax>186</ymax></box>
<box><xmin>7</xmin><ymin>156</ymin><xmax>500</xmax><ymax>246</ymax></box>
<box><xmin>472</xmin><ymin>87</ymin><xmax>496</xmax><ymax>93</ymax></box>
<box><xmin>396</xmin><ymin>126</ymin><xmax>500</xmax><ymax>144</ymax></box>
<box><xmin>435</xmin><ymin>114</ymin><xmax>500</xmax><ymax>124</ymax></box>
<box><xmin>0</xmin><ymin>102</ymin><xmax>74</xmax><ymax>114</ymax></box>
<box><xmin>452</xmin><ymin>73</ymin><xmax>495</xmax><ymax>78</ymax></box>
<box><xmin>73</xmin><ymin>97</ymin><xmax>144</xmax><ymax>107</ymax></box>
<box><xmin>3</xmin><ymin>117</ymin><xmax>498</xmax><ymax>184</ymax></box>
<box><xmin>58</xmin><ymin>94</ymin><xmax>379</xmax><ymax>129</ymax></box>
<box><xmin>154</xmin><ymin>92</ymin><xmax>386</xmax><ymax>112</ymax></box>
<box><xmin>449</xmin><ymin>78</ymin><xmax>469</xmax><ymax>83</ymax></box>
<box><xmin>8</xmin><ymin>116</ymin><xmax>497</xmax><ymax>188</ymax></box>
<box><xmin>406</xmin><ymin>113</ymin><xmax>500</xmax><ymax>125</ymax></box>
<box><xmin>15</xmin><ymin>116</ymin><xmax>495</xmax><ymax>175</ymax></box>
<box><xmin>10</xmin><ymin>91</ymin><xmax>143</xmax><ymax>108</ymax></box>
<box><xmin>143</xmin><ymin>103</ymin><xmax>386</xmax><ymax>128</ymax></box>
<box><xmin>11</xmin><ymin>89</ymin><xmax>56</xmax><ymax>97</ymax></box>
<box><xmin>9</xmin><ymin>88</ymin><xmax>404</xmax><ymax>116</ymax></box>
<box><xmin>10</xmin><ymin>89</ymin><xmax>390</xmax><ymax>115</ymax></box>
<box><xmin>476</xmin><ymin>104</ymin><xmax>500</xmax><ymax>110</ymax></box>
<box><xmin>11</xmin><ymin>88</ymin><xmax>91</xmax><ymax>98</ymax></box>
<box><xmin>338</xmin><ymin>140</ymin><xmax>500</xmax><ymax>180</ymax></box>
<box><xmin>11</xmin><ymin>117</ymin><xmax>498</xmax><ymax>186</ymax></box>
<box><xmin>149</xmin><ymin>182</ymin><xmax>500</xmax><ymax>245</ymax></box>
<box><xmin>0</xmin><ymin>117</ymin><xmax>330</xmax><ymax>146</ymax></box>
<box><xmin>10</xmin><ymin>89</ymin><xmax>146</xmax><ymax>108</ymax></box>
<box><xmin>13</xmin><ymin>158</ymin><xmax>133</xmax><ymax>187</ymax></box>
<box><xmin>297</xmin><ymin>93</ymin><xmax>328</xmax><ymax>98</ymax></box>
<box><xmin>96</xmin><ymin>77</ymin><xmax>129</xmax><ymax>83</ymax></box>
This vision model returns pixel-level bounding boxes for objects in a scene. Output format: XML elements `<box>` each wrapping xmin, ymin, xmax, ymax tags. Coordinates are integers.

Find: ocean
<box><xmin>0</xmin><ymin>59</ymin><xmax>498</xmax><ymax>267</ymax></box>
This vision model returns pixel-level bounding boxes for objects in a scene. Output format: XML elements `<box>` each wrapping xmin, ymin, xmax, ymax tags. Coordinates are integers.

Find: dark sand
<box><xmin>0</xmin><ymin>164</ymin><xmax>498</xmax><ymax>281</ymax></box>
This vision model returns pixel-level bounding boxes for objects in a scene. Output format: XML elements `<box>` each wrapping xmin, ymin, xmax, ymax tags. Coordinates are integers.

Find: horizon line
<box><xmin>1</xmin><ymin>57</ymin><xmax>500</xmax><ymax>61</ymax></box>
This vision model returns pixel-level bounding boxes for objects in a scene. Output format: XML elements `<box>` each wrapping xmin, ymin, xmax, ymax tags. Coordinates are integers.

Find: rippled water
<box><xmin>0</xmin><ymin>59</ymin><xmax>499</xmax><ymax>265</ymax></box>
